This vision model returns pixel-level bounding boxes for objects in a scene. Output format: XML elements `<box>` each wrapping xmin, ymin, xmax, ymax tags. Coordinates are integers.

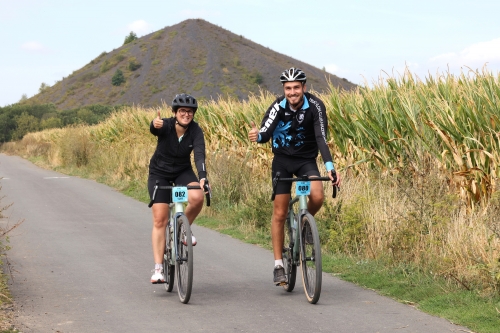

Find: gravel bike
<box><xmin>148</xmin><ymin>180</ymin><xmax>211</xmax><ymax>304</ymax></box>
<box><xmin>272</xmin><ymin>172</ymin><xmax>337</xmax><ymax>304</ymax></box>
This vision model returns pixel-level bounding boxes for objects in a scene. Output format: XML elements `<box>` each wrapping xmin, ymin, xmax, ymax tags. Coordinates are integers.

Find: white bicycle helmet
<box><xmin>280</xmin><ymin>67</ymin><xmax>307</xmax><ymax>84</ymax></box>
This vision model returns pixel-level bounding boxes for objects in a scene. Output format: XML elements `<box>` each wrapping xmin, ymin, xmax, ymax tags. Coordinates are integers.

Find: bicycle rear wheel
<box><xmin>282</xmin><ymin>217</ymin><xmax>297</xmax><ymax>292</ymax></box>
<box><xmin>299</xmin><ymin>213</ymin><xmax>322</xmax><ymax>304</ymax></box>
<box><xmin>175</xmin><ymin>215</ymin><xmax>193</xmax><ymax>304</ymax></box>
<box><xmin>163</xmin><ymin>224</ymin><xmax>175</xmax><ymax>292</ymax></box>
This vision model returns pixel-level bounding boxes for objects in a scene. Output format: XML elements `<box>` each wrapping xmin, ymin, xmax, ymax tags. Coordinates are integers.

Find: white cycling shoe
<box><xmin>151</xmin><ymin>269</ymin><xmax>166</xmax><ymax>284</ymax></box>
<box><xmin>182</xmin><ymin>234</ymin><xmax>197</xmax><ymax>246</ymax></box>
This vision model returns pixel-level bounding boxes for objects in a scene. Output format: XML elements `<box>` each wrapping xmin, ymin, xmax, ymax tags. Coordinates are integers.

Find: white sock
<box><xmin>155</xmin><ymin>263</ymin><xmax>162</xmax><ymax>271</ymax></box>
<box><xmin>275</xmin><ymin>259</ymin><xmax>283</xmax><ymax>267</ymax></box>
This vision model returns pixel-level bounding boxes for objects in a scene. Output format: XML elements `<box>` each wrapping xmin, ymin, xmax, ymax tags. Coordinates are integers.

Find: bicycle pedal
<box><xmin>152</xmin><ymin>280</ymin><xmax>166</xmax><ymax>284</ymax></box>
<box><xmin>275</xmin><ymin>281</ymin><xmax>287</xmax><ymax>287</ymax></box>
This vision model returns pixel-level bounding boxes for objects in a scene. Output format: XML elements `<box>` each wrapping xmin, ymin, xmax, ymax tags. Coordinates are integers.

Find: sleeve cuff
<box><xmin>257</xmin><ymin>133</ymin><xmax>262</xmax><ymax>143</ymax></box>
<box><xmin>325</xmin><ymin>162</ymin><xmax>334</xmax><ymax>172</ymax></box>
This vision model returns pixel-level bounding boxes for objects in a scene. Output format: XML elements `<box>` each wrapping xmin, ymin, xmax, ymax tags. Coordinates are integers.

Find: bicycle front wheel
<box><xmin>299</xmin><ymin>213</ymin><xmax>322</xmax><ymax>304</ymax></box>
<box><xmin>175</xmin><ymin>215</ymin><xmax>193</xmax><ymax>304</ymax></box>
<box><xmin>163</xmin><ymin>225</ymin><xmax>175</xmax><ymax>292</ymax></box>
<box><xmin>282</xmin><ymin>217</ymin><xmax>297</xmax><ymax>292</ymax></box>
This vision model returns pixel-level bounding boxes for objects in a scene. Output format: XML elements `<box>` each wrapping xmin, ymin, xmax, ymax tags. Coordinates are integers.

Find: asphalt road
<box><xmin>0</xmin><ymin>153</ymin><xmax>470</xmax><ymax>333</ymax></box>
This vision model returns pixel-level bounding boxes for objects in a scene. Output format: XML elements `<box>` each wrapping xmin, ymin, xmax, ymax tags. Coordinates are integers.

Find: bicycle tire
<box><xmin>282</xmin><ymin>217</ymin><xmax>297</xmax><ymax>292</ymax></box>
<box><xmin>299</xmin><ymin>213</ymin><xmax>322</xmax><ymax>304</ymax></box>
<box><xmin>163</xmin><ymin>225</ymin><xmax>175</xmax><ymax>292</ymax></box>
<box><xmin>175</xmin><ymin>215</ymin><xmax>193</xmax><ymax>304</ymax></box>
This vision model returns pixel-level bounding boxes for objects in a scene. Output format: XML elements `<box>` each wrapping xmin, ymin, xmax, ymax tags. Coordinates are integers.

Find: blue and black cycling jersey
<box><xmin>256</xmin><ymin>92</ymin><xmax>334</xmax><ymax>171</ymax></box>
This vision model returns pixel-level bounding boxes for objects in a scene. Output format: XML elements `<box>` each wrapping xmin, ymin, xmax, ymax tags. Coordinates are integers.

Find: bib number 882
<box><xmin>172</xmin><ymin>187</ymin><xmax>188</xmax><ymax>203</ymax></box>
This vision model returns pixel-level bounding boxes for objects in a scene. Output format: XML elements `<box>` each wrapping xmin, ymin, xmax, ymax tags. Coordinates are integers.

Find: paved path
<box><xmin>0</xmin><ymin>153</ymin><xmax>470</xmax><ymax>332</ymax></box>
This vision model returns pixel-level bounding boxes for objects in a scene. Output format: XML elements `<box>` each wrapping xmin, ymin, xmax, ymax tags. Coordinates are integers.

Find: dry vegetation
<box><xmin>2</xmin><ymin>69</ymin><xmax>500</xmax><ymax>297</ymax></box>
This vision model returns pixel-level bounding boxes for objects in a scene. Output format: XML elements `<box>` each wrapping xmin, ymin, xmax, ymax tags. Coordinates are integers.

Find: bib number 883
<box><xmin>296</xmin><ymin>181</ymin><xmax>311</xmax><ymax>195</ymax></box>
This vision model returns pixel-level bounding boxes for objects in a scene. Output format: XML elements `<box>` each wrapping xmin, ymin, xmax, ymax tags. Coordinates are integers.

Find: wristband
<box><xmin>325</xmin><ymin>161</ymin><xmax>334</xmax><ymax>172</ymax></box>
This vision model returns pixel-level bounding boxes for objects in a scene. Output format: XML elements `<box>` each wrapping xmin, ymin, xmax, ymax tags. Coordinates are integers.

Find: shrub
<box><xmin>111</xmin><ymin>69</ymin><xmax>125</xmax><ymax>86</ymax></box>
<box><xmin>123</xmin><ymin>31</ymin><xmax>138</xmax><ymax>45</ymax></box>
<box><xmin>128</xmin><ymin>58</ymin><xmax>142</xmax><ymax>71</ymax></box>
<box><xmin>38</xmin><ymin>82</ymin><xmax>50</xmax><ymax>93</ymax></box>
<box><xmin>151</xmin><ymin>31</ymin><xmax>162</xmax><ymax>40</ymax></box>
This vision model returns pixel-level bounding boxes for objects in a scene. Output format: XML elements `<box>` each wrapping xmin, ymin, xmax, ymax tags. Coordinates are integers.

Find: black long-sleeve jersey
<box><xmin>149</xmin><ymin>117</ymin><xmax>207</xmax><ymax>179</ymax></box>
<box><xmin>257</xmin><ymin>92</ymin><xmax>333</xmax><ymax>166</ymax></box>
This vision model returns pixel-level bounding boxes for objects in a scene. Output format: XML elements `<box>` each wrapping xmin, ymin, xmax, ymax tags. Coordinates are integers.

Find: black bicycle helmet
<box><xmin>280</xmin><ymin>67</ymin><xmax>307</xmax><ymax>84</ymax></box>
<box><xmin>172</xmin><ymin>93</ymin><xmax>198</xmax><ymax>112</ymax></box>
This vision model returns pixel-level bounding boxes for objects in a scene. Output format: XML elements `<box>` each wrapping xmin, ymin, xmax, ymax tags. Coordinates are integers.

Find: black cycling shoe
<box><xmin>273</xmin><ymin>265</ymin><xmax>287</xmax><ymax>285</ymax></box>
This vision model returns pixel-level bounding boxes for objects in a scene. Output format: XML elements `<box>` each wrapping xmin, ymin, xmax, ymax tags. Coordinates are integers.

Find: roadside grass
<box><xmin>0</xmin><ymin>183</ymin><xmax>20</xmax><ymax>333</ymax></box>
<box><xmin>2</xmin><ymin>152</ymin><xmax>499</xmax><ymax>333</ymax></box>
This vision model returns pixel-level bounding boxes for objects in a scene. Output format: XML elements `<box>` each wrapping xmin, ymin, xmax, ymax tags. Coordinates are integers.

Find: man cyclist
<box><xmin>148</xmin><ymin>93</ymin><xmax>209</xmax><ymax>284</ymax></box>
<box><xmin>248</xmin><ymin>68</ymin><xmax>341</xmax><ymax>284</ymax></box>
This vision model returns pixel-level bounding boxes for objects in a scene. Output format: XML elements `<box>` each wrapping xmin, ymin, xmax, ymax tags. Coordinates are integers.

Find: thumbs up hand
<box><xmin>153</xmin><ymin>110</ymin><xmax>163</xmax><ymax>129</ymax></box>
<box><xmin>248</xmin><ymin>121</ymin><xmax>259</xmax><ymax>142</ymax></box>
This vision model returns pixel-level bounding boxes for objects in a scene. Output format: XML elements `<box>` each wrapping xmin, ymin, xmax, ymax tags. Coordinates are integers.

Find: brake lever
<box><xmin>331</xmin><ymin>170</ymin><xmax>339</xmax><ymax>199</ymax></box>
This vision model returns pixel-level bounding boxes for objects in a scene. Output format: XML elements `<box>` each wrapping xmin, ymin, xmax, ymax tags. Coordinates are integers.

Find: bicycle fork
<box><xmin>168</xmin><ymin>202</ymin><xmax>185</xmax><ymax>265</ymax></box>
<box><xmin>292</xmin><ymin>195</ymin><xmax>309</xmax><ymax>265</ymax></box>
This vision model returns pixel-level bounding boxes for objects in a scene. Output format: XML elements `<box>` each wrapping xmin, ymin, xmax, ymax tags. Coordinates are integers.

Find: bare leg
<box><xmin>184</xmin><ymin>182</ymin><xmax>204</xmax><ymax>224</ymax></box>
<box><xmin>271</xmin><ymin>194</ymin><xmax>290</xmax><ymax>260</ymax></box>
<box><xmin>152</xmin><ymin>203</ymin><xmax>169</xmax><ymax>264</ymax></box>
<box><xmin>307</xmin><ymin>177</ymin><xmax>324</xmax><ymax>216</ymax></box>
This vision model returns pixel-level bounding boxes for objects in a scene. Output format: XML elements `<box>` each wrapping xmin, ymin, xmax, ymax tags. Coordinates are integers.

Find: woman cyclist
<box><xmin>148</xmin><ymin>93</ymin><xmax>209</xmax><ymax>284</ymax></box>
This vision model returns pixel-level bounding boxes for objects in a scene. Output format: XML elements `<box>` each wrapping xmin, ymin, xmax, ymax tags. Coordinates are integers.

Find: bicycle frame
<box><xmin>272</xmin><ymin>172</ymin><xmax>337</xmax><ymax>269</ymax></box>
<box><xmin>168</xmin><ymin>202</ymin><xmax>186</xmax><ymax>265</ymax></box>
<box><xmin>287</xmin><ymin>194</ymin><xmax>308</xmax><ymax>266</ymax></box>
<box><xmin>148</xmin><ymin>181</ymin><xmax>211</xmax><ymax>266</ymax></box>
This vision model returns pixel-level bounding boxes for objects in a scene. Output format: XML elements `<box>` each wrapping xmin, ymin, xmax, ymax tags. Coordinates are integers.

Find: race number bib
<box><xmin>172</xmin><ymin>186</ymin><xmax>188</xmax><ymax>203</ymax></box>
<box><xmin>296</xmin><ymin>181</ymin><xmax>311</xmax><ymax>195</ymax></box>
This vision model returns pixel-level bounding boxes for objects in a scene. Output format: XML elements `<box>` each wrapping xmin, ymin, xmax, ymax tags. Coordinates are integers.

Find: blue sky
<box><xmin>1</xmin><ymin>0</ymin><xmax>499</xmax><ymax>106</ymax></box>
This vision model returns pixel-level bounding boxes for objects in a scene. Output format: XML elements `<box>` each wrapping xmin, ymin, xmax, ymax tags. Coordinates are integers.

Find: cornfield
<box><xmin>3</xmin><ymin>68</ymin><xmax>499</xmax><ymax>294</ymax></box>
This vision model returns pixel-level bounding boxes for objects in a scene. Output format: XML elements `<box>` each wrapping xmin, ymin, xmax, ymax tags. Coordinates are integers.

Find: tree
<box><xmin>19</xmin><ymin>94</ymin><xmax>28</xmax><ymax>103</ymax></box>
<box><xmin>12</xmin><ymin>112</ymin><xmax>40</xmax><ymax>140</ymax></box>
<box><xmin>40</xmin><ymin>117</ymin><xmax>63</xmax><ymax>130</ymax></box>
<box><xmin>111</xmin><ymin>69</ymin><xmax>125</xmax><ymax>86</ymax></box>
<box><xmin>123</xmin><ymin>31</ymin><xmax>138</xmax><ymax>45</ymax></box>
<box><xmin>39</xmin><ymin>82</ymin><xmax>50</xmax><ymax>93</ymax></box>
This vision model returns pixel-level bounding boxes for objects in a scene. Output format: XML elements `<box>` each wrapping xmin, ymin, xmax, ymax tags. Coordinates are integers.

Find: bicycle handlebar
<box><xmin>148</xmin><ymin>179</ymin><xmax>212</xmax><ymax>208</ymax></box>
<box><xmin>271</xmin><ymin>171</ymin><xmax>339</xmax><ymax>201</ymax></box>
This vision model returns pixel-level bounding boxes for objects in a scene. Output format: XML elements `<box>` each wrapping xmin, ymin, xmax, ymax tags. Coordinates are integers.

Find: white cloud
<box><xmin>430</xmin><ymin>38</ymin><xmax>500</xmax><ymax>70</ymax></box>
<box><xmin>21</xmin><ymin>41</ymin><xmax>46</xmax><ymax>52</ymax></box>
<box><xmin>127</xmin><ymin>20</ymin><xmax>153</xmax><ymax>36</ymax></box>
<box><xmin>325</xmin><ymin>64</ymin><xmax>339</xmax><ymax>73</ymax></box>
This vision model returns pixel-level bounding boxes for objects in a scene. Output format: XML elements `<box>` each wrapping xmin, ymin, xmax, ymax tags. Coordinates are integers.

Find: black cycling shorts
<box><xmin>148</xmin><ymin>168</ymin><xmax>198</xmax><ymax>204</ymax></box>
<box><xmin>272</xmin><ymin>155</ymin><xmax>320</xmax><ymax>195</ymax></box>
